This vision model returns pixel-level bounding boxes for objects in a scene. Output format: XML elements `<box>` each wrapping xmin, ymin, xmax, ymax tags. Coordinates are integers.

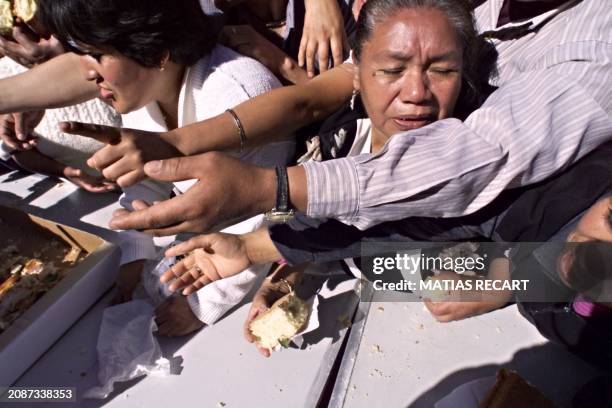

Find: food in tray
<box><xmin>480</xmin><ymin>369</ymin><xmax>556</xmax><ymax>408</ymax></box>
<box><xmin>0</xmin><ymin>0</ymin><xmax>13</xmax><ymax>34</ymax></box>
<box><xmin>0</xmin><ymin>242</ymin><xmax>83</xmax><ymax>334</ymax></box>
<box><xmin>249</xmin><ymin>292</ymin><xmax>310</xmax><ymax>350</ymax></box>
<box><xmin>12</xmin><ymin>0</ymin><xmax>37</xmax><ymax>22</ymax></box>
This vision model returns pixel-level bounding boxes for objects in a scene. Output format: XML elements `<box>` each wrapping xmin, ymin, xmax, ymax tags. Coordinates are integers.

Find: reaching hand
<box><xmin>299</xmin><ymin>0</ymin><xmax>349</xmax><ymax>78</ymax></box>
<box><xmin>59</xmin><ymin>121</ymin><xmax>181</xmax><ymax>188</ymax></box>
<box><xmin>155</xmin><ymin>296</ymin><xmax>206</xmax><ymax>337</ymax></box>
<box><xmin>159</xmin><ymin>233</ymin><xmax>253</xmax><ymax>295</ymax></box>
<box><xmin>0</xmin><ymin>111</ymin><xmax>44</xmax><ymax>151</ymax></box>
<box><xmin>112</xmin><ymin>260</ymin><xmax>146</xmax><ymax>305</ymax></box>
<box><xmin>62</xmin><ymin>166</ymin><xmax>119</xmax><ymax>193</ymax></box>
<box><xmin>0</xmin><ymin>22</ymin><xmax>64</xmax><ymax>67</ymax></box>
<box><xmin>423</xmin><ymin>271</ymin><xmax>508</xmax><ymax>322</ymax></box>
<box><xmin>220</xmin><ymin>25</ymin><xmax>285</xmax><ymax>73</ymax></box>
<box><xmin>243</xmin><ymin>264</ymin><xmax>302</xmax><ymax>357</ymax></box>
<box><xmin>109</xmin><ymin>152</ymin><xmax>275</xmax><ymax>235</ymax></box>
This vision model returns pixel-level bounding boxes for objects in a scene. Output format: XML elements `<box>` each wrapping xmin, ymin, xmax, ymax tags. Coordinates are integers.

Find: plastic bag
<box><xmin>83</xmin><ymin>299</ymin><xmax>171</xmax><ymax>399</ymax></box>
<box><xmin>84</xmin><ymin>245</ymin><xmax>181</xmax><ymax>399</ymax></box>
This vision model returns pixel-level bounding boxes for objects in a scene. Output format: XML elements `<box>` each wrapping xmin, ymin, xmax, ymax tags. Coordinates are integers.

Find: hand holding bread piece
<box><xmin>248</xmin><ymin>292</ymin><xmax>310</xmax><ymax>351</ymax></box>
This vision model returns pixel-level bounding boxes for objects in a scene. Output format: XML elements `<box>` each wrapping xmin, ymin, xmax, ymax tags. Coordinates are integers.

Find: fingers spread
<box><xmin>60</xmin><ymin>121</ymin><xmax>121</xmax><ymax>144</ymax></box>
<box><xmin>165</xmin><ymin>236</ymin><xmax>213</xmax><ymax>257</ymax></box>
<box><xmin>305</xmin><ymin>42</ymin><xmax>316</xmax><ymax>78</ymax></box>
<box><xmin>317</xmin><ymin>44</ymin><xmax>330</xmax><ymax>73</ymax></box>
<box><xmin>160</xmin><ymin>259</ymin><xmax>192</xmax><ymax>285</ymax></box>
<box><xmin>87</xmin><ymin>147</ymin><xmax>122</xmax><ymax>172</ymax></box>
<box><xmin>330</xmin><ymin>36</ymin><xmax>344</xmax><ymax>67</ymax></box>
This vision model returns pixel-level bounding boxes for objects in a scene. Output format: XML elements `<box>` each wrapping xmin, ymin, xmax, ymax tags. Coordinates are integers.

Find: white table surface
<box><xmin>331</xmin><ymin>290</ymin><xmax>605</xmax><ymax>408</ymax></box>
<box><xmin>0</xmin><ymin>171</ymin><xmax>356</xmax><ymax>408</ymax></box>
<box><xmin>1</xmin><ymin>170</ymin><xmax>606</xmax><ymax>408</ymax></box>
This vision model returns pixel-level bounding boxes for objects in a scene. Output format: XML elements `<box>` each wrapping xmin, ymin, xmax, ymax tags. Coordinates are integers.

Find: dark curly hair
<box><xmin>39</xmin><ymin>0</ymin><xmax>216</xmax><ymax>68</ymax></box>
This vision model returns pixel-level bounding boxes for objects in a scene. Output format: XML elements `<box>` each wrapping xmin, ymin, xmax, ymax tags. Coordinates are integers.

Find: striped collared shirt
<box><xmin>302</xmin><ymin>0</ymin><xmax>612</xmax><ymax>230</ymax></box>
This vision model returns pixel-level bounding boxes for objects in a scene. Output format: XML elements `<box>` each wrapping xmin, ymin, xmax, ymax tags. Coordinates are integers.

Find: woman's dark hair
<box><xmin>565</xmin><ymin>242</ymin><xmax>612</xmax><ymax>300</ymax></box>
<box><xmin>353</xmin><ymin>0</ymin><xmax>485</xmax><ymax>112</ymax></box>
<box><xmin>39</xmin><ymin>0</ymin><xmax>216</xmax><ymax>68</ymax></box>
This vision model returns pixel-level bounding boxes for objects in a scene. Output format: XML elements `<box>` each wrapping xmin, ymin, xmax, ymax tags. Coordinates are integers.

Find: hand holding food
<box><xmin>249</xmin><ymin>291</ymin><xmax>309</xmax><ymax>351</ymax></box>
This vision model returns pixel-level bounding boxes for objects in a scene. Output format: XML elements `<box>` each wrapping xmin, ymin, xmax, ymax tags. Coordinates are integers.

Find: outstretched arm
<box><xmin>0</xmin><ymin>52</ymin><xmax>97</xmax><ymax>113</ymax></box>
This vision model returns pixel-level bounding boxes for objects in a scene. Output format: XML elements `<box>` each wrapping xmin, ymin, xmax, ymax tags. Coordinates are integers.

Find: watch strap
<box><xmin>275</xmin><ymin>166</ymin><xmax>290</xmax><ymax>212</ymax></box>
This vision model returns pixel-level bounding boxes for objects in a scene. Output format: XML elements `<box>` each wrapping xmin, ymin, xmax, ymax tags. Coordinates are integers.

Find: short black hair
<box><xmin>39</xmin><ymin>0</ymin><xmax>216</xmax><ymax>68</ymax></box>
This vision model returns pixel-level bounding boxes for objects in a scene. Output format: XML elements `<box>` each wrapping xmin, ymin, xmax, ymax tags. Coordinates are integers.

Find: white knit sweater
<box><xmin>120</xmin><ymin>45</ymin><xmax>294</xmax><ymax>325</ymax></box>
<box><xmin>0</xmin><ymin>58</ymin><xmax>121</xmax><ymax>172</ymax></box>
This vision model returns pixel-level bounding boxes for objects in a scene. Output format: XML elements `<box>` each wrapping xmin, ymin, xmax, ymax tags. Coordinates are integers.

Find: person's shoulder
<box><xmin>204</xmin><ymin>45</ymin><xmax>282</xmax><ymax>97</ymax></box>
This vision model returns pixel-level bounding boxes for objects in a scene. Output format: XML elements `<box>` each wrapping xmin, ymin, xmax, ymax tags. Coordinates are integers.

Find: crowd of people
<box><xmin>0</xmin><ymin>0</ymin><xmax>610</xmax><ymax>403</ymax></box>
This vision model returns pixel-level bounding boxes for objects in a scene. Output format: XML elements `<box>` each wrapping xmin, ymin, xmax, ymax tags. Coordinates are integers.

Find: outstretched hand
<box><xmin>0</xmin><ymin>22</ymin><xmax>64</xmax><ymax>67</ymax></box>
<box><xmin>62</xmin><ymin>166</ymin><xmax>118</xmax><ymax>193</ymax></box>
<box><xmin>299</xmin><ymin>0</ymin><xmax>349</xmax><ymax>77</ymax></box>
<box><xmin>0</xmin><ymin>111</ymin><xmax>44</xmax><ymax>151</ymax></box>
<box><xmin>109</xmin><ymin>152</ymin><xmax>275</xmax><ymax>235</ymax></box>
<box><xmin>59</xmin><ymin>121</ymin><xmax>181</xmax><ymax>188</ymax></box>
<box><xmin>159</xmin><ymin>233</ymin><xmax>253</xmax><ymax>295</ymax></box>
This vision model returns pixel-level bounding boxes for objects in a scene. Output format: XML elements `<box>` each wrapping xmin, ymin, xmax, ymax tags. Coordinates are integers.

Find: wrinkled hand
<box><xmin>109</xmin><ymin>152</ymin><xmax>275</xmax><ymax>235</ymax></box>
<box><xmin>0</xmin><ymin>22</ymin><xmax>64</xmax><ymax>67</ymax></box>
<box><xmin>62</xmin><ymin>166</ymin><xmax>119</xmax><ymax>193</ymax></box>
<box><xmin>159</xmin><ymin>233</ymin><xmax>252</xmax><ymax>295</ymax></box>
<box><xmin>112</xmin><ymin>260</ymin><xmax>145</xmax><ymax>305</ymax></box>
<box><xmin>0</xmin><ymin>110</ymin><xmax>44</xmax><ymax>151</ymax></box>
<box><xmin>299</xmin><ymin>0</ymin><xmax>349</xmax><ymax>77</ymax></box>
<box><xmin>155</xmin><ymin>296</ymin><xmax>205</xmax><ymax>337</ymax></box>
<box><xmin>59</xmin><ymin>121</ymin><xmax>181</xmax><ymax>188</ymax></box>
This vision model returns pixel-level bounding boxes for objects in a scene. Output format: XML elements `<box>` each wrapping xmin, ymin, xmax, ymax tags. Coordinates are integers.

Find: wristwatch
<box><xmin>264</xmin><ymin>166</ymin><xmax>295</xmax><ymax>222</ymax></box>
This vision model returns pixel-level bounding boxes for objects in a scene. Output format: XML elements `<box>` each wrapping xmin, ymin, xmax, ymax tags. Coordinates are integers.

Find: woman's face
<box><xmin>79</xmin><ymin>48</ymin><xmax>165</xmax><ymax>114</ymax></box>
<box><xmin>355</xmin><ymin>8</ymin><xmax>463</xmax><ymax>141</ymax></box>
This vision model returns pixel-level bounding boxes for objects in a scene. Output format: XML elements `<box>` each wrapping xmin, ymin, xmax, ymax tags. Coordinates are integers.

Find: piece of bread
<box><xmin>249</xmin><ymin>292</ymin><xmax>310</xmax><ymax>350</ymax></box>
<box><xmin>480</xmin><ymin>369</ymin><xmax>556</xmax><ymax>408</ymax></box>
<box><xmin>13</xmin><ymin>0</ymin><xmax>36</xmax><ymax>22</ymax></box>
<box><xmin>0</xmin><ymin>0</ymin><xmax>13</xmax><ymax>34</ymax></box>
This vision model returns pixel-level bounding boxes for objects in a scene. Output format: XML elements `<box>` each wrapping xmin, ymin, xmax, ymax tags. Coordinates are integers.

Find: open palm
<box><xmin>160</xmin><ymin>233</ymin><xmax>252</xmax><ymax>295</ymax></box>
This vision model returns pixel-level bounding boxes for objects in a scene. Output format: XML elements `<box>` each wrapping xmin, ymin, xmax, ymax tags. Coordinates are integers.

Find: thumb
<box><xmin>165</xmin><ymin>235</ymin><xmax>215</xmax><ymax>258</ymax></box>
<box><xmin>63</xmin><ymin>167</ymin><xmax>81</xmax><ymax>177</ymax></box>
<box><xmin>144</xmin><ymin>156</ymin><xmax>201</xmax><ymax>182</ymax></box>
<box><xmin>59</xmin><ymin>121</ymin><xmax>121</xmax><ymax>144</ymax></box>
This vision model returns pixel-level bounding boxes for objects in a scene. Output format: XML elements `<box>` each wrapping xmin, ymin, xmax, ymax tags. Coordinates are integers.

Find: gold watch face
<box><xmin>264</xmin><ymin>210</ymin><xmax>295</xmax><ymax>223</ymax></box>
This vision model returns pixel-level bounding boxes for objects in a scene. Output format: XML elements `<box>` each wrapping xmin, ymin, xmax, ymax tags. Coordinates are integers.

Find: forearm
<box><xmin>0</xmin><ymin>53</ymin><xmax>98</xmax><ymax>113</ymax></box>
<box><xmin>240</xmin><ymin>228</ymin><xmax>282</xmax><ymax>265</ymax></box>
<box><xmin>164</xmin><ymin>64</ymin><xmax>354</xmax><ymax>155</ymax></box>
<box><xmin>268</xmin><ymin>212</ymin><xmax>488</xmax><ymax>266</ymax></box>
<box><xmin>11</xmin><ymin>149</ymin><xmax>66</xmax><ymax>176</ymax></box>
<box><xmin>303</xmin><ymin>65</ymin><xmax>612</xmax><ymax>229</ymax></box>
